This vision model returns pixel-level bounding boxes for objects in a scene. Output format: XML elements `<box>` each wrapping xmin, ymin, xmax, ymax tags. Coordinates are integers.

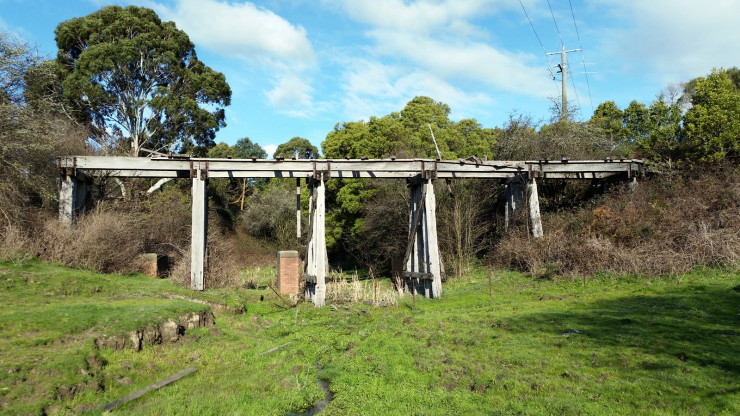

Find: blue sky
<box><xmin>2</xmin><ymin>0</ymin><xmax>739</xmax><ymax>156</ymax></box>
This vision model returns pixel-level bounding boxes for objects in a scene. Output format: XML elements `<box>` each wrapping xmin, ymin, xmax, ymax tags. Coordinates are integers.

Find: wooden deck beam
<box><xmin>57</xmin><ymin>156</ymin><xmax>643</xmax><ymax>180</ymax></box>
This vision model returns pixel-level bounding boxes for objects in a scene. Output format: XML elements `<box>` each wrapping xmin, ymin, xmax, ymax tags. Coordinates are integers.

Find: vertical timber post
<box><xmin>296</xmin><ymin>178</ymin><xmax>302</xmax><ymax>238</ymax></box>
<box><xmin>304</xmin><ymin>173</ymin><xmax>327</xmax><ymax>307</ymax></box>
<box><xmin>505</xmin><ymin>175</ymin><xmax>526</xmax><ymax>231</ymax></box>
<box><xmin>59</xmin><ymin>170</ymin><xmax>76</xmax><ymax>224</ymax></box>
<box><xmin>403</xmin><ymin>176</ymin><xmax>442</xmax><ymax>299</ymax></box>
<box><xmin>59</xmin><ymin>168</ymin><xmax>87</xmax><ymax>225</ymax></box>
<box><xmin>191</xmin><ymin>163</ymin><xmax>208</xmax><ymax>291</ymax></box>
<box><xmin>528</xmin><ymin>178</ymin><xmax>544</xmax><ymax>238</ymax></box>
<box><xmin>424</xmin><ymin>178</ymin><xmax>442</xmax><ymax>298</ymax></box>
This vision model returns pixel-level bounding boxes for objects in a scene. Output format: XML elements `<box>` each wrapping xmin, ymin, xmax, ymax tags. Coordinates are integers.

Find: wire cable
<box><xmin>519</xmin><ymin>1</ymin><xmax>549</xmax><ymax>59</ymax></box>
<box><xmin>568</xmin><ymin>65</ymin><xmax>582</xmax><ymax>118</ymax></box>
<box><xmin>569</xmin><ymin>0</ymin><xmax>593</xmax><ymax>113</ymax></box>
<box><xmin>546</xmin><ymin>0</ymin><xmax>565</xmax><ymax>48</ymax></box>
<box><xmin>519</xmin><ymin>0</ymin><xmax>560</xmax><ymax>98</ymax></box>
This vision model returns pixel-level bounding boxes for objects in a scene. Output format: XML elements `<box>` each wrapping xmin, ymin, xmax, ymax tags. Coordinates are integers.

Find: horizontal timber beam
<box><xmin>57</xmin><ymin>156</ymin><xmax>644</xmax><ymax>180</ymax></box>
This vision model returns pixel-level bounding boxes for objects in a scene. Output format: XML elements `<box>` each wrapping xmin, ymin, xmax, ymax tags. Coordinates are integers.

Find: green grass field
<box><xmin>1</xmin><ymin>260</ymin><xmax>738</xmax><ymax>415</ymax></box>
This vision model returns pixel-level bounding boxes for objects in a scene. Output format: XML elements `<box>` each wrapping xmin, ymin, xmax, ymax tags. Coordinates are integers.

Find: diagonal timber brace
<box><xmin>403</xmin><ymin>177</ymin><xmax>443</xmax><ymax>298</ymax></box>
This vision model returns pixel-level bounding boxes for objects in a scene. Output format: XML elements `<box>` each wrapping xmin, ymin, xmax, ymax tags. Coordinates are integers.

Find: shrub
<box><xmin>40</xmin><ymin>208</ymin><xmax>144</xmax><ymax>273</ymax></box>
<box><xmin>492</xmin><ymin>166</ymin><xmax>740</xmax><ymax>276</ymax></box>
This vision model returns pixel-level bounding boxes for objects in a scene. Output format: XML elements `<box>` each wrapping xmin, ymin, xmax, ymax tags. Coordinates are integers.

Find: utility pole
<box><xmin>547</xmin><ymin>46</ymin><xmax>580</xmax><ymax>120</ymax></box>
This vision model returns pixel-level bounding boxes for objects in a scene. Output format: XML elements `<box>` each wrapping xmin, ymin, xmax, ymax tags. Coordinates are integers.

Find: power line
<box><xmin>518</xmin><ymin>0</ymin><xmax>559</xmax><ymax>97</ymax></box>
<box><xmin>518</xmin><ymin>0</ymin><xmax>553</xmax><ymax>76</ymax></box>
<box><xmin>569</xmin><ymin>0</ymin><xmax>593</xmax><ymax>113</ymax></box>
<box><xmin>568</xmin><ymin>64</ymin><xmax>582</xmax><ymax>115</ymax></box>
<box><xmin>546</xmin><ymin>0</ymin><xmax>564</xmax><ymax>48</ymax></box>
<box><xmin>518</xmin><ymin>0</ymin><xmax>547</xmax><ymax>55</ymax></box>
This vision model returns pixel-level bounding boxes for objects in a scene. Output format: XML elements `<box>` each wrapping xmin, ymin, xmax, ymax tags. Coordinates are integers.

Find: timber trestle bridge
<box><xmin>58</xmin><ymin>156</ymin><xmax>643</xmax><ymax>307</ymax></box>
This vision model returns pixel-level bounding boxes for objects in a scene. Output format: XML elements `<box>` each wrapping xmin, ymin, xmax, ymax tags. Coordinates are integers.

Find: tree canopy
<box><xmin>681</xmin><ymin>69</ymin><xmax>740</xmax><ymax>163</ymax></box>
<box><xmin>208</xmin><ymin>137</ymin><xmax>267</xmax><ymax>159</ymax></box>
<box><xmin>588</xmin><ymin>67</ymin><xmax>740</xmax><ymax>166</ymax></box>
<box><xmin>322</xmin><ymin>96</ymin><xmax>498</xmax><ymax>160</ymax></box>
<box><xmin>55</xmin><ymin>5</ymin><xmax>231</xmax><ymax>156</ymax></box>
<box><xmin>273</xmin><ymin>137</ymin><xmax>318</xmax><ymax>159</ymax></box>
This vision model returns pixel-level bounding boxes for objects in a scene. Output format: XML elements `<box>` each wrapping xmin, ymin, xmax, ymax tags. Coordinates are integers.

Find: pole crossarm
<box><xmin>57</xmin><ymin>156</ymin><xmax>644</xmax><ymax>181</ymax></box>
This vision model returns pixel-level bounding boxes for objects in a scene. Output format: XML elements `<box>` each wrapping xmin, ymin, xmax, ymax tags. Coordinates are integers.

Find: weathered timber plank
<box><xmin>528</xmin><ymin>179</ymin><xmax>543</xmax><ymax>238</ymax></box>
<box><xmin>58</xmin><ymin>156</ymin><xmax>644</xmax><ymax>180</ymax></box>
<box><xmin>423</xmin><ymin>181</ymin><xmax>442</xmax><ymax>298</ymax></box>
<box><xmin>190</xmin><ymin>164</ymin><xmax>207</xmax><ymax>291</ymax></box>
<box><xmin>102</xmin><ymin>367</ymin><xmax>197</xmax><ymax>412</ymax></box>
<box><xmin>59</xmin><ymin>173</ymin><xmax>75</xmax><ymax>224</ymax></box>
<box><xmin>402</xmin><ymin>271</ymin><xmax>433</xmax><ymax>280</ymax></box>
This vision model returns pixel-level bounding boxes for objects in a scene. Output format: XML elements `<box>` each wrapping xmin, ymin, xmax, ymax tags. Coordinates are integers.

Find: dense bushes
<box><xmin>492</xmin><ymin>167</ymin><xmax>740</xmax><ymax>277</ymax></box>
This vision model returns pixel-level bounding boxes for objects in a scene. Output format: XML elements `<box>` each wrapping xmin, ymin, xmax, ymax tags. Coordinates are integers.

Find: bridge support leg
<box><xmin>505</xmin><ymin>176</ymin><xmax>526</xmax><ymax>231</ymax></box>
<box><xmin>59</xmin><ymin>170</ymin><xmax>87</xmax><ymax>225</ymax></box>
<box><xmin>191</xmin><ymin>164</ymin><xmax>208</xmax><ymax>291</ymax></box>
<box><xmin>403</xmin><ymin>178</ymin><xmax>442</xmax><ymax>299</ymax></box>
<box><xmin>304</xmin><ymin>173</ymin><xmax>327</xmax><ymax>307</ymax></box>
<box><xmin>528</xmin><ymin>178</ymin><xmax>543</xmax><ymax>238</ymax></box>
<box><xmin>629</xmin><ymin>176</ymin><xmax>638</xmax><ymax>192</ymax></box>
<box><xmin>296</xmin><ymin>178</ymin><xmax>302</xmax><ymax>238</ymax></box>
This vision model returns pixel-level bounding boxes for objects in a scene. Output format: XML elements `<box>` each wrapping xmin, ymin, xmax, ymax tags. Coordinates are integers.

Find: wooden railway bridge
<box><xmin>57</xmin><ymin>156</ymin><xmax>643</xmax><ymax>307</ymax></box>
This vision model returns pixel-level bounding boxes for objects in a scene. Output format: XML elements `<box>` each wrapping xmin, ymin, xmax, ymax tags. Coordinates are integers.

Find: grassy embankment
<box><xmin>1</xmin><ymin>260</ymin><xmax>738</xmax><ymax>415</ymax></box>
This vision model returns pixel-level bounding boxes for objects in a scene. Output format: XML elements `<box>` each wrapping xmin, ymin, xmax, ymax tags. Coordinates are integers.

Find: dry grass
<box><xmin>169</xmin><ymin>229</ymin><xmax>244</xmax><ymax>289</ymax></box>
<box><xmin>38</xmin><ymin>208</ymin><xmax>144</xmax><ymax>274</ymax></box>
<box><xmin>325</xmin><ymin>270</ymin><xmax>399</xmax><ymax>307</ymax></box>
<box><xmin>0</xmin><ymin>224</ymin><xmax>33</xmax><ymax>262</ymax></box>
<box><xmin>492</xmin><ymin>167</ymin><xmax>740</xmax><ymax>277</ymax></box>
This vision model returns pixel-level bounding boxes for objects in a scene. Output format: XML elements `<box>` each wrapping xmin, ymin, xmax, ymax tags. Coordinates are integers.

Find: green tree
<box><xmin>400</xmin><ymin>96</ymin><xmax>452</xmax><ymax>157</ymax></box>
<box><xmin>322</xmin><ymin>121</ymin><xmax>368</xmax><ymax>159</ymax></box>
<box><xmin>55</xmin><ymin>5</ymin><xmax>231</xmax><ymax>156</ymax></box>
<box><xmin>622</xmin><ymin>100</ymin><xmax>652</xmax><ymax>145</ymax></box>
<box><xmin>446</xmin><ymin>118</ymin><xmax>499</xmax><ymax>159</ymax></box>
<box><xmin>234</xmin><ymin>137</ymin><xmax>267</xmax><ymax>159</ymax></box>
<box><xmin>23</xmin><ymin>60</ymin><xmax>66</xmax><ymax>115</ymax></box>
<box><xmin>207</xmin><ymin>137</ymin><xmax>266</xmax><ymax>159</ymax></box>
<box><xmin>634</xmin><ymin>95</ymin><xmax>682</xmax><ymax>164</ymax></box>
<box><xmin>681</xmin><ymin>69</ymin><xmax>740</xmax><ymax>163</ymax></box>
<box><xmin>589</xmin><ymin>101</ymin><xmax>626</xmax><ymax>143</ymax></box>
<box><xmin>273</xmin><ymin>137</ymin><xmax>318</xmax><ymax>159</ymax></box>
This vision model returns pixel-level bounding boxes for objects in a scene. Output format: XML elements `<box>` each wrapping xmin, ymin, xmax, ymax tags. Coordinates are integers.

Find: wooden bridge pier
<box><xmin>403</xmin><ymin>175</ymin><xmax>443</xmax><ymax>298</ymax></box>
<box><xmin>528</xmin><ymin>178</ymin><xmax>543</xmax><ymax>238</ymax></box>
<box><xmin>190</xmin><ymin>162</ymin><xmax>208</xmax><ymax>291</ymax></box>
<box><xmin>304</xmin><ymin>172</ymin><xmax>328</xmax><ymax>307</ymax></box>
<box><xmin>505</xmin><ymin>175</ymin><xmax>544</xmax><ymax>238</ymax></box>
<box><xmin>58</xmin><ymin>169</ymin><xmax>87</xmax><ymax>224</ymax></box>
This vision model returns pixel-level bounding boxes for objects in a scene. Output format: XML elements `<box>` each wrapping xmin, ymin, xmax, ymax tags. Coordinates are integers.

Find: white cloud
<box><xmin>265</xmin><ymin>74</ymin><xmax>315</xmax><ymax>117</ymax></box>
<box><xmin>263</xmin><ymin>144</ymin><xmax>277</xmax><ymax>158</ymax></box>
<box><xmin>367</xmin><ymin>30</ymin><xmax>551</xmax><ymax>96</ymax></box>
<box><xmin>340</xmin><ymin>60</ymin><xmax>492</xmax><ymax>122</ymax></box>
<box><xmin>152</xmin><ymin>0</ymin><xmax>314</xmax><ymax>67</ymax></box>
<box><xmin>335</xmin><ymin>0</ymin><xmax>517</xmax><ymax>34</ymax></box>
<box><xmin>331</xmin><ymin>0</ymin><xmax>550</xmax><ymax>122</ymax></box>
<box><xmin>149</xmin><ymin>0</ymin><xmax>317</xmax><ymax>115</ymax></box>
<box><xmin>595</xmin><ymin>0</ymin><xmax>740</xmax><ymax>82</ymax></box>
